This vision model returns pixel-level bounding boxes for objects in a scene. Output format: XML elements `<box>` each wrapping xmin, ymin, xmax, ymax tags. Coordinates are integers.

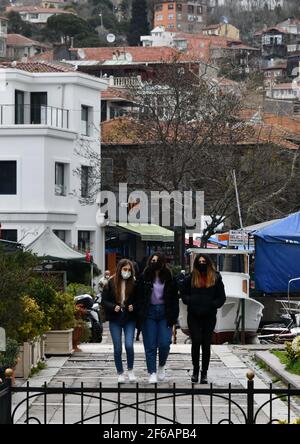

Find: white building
<box><xmin>209</xmin><ymin>0</ymin><xmax>284</xmax><ymax>10</ymax></box>
<box><xmin>141</xmin><ymin>26</ymin><xmax>176</xmax><ymax>47</ymax></box>
<box><xmin>5</xmin><ymin>6</ymin><xmax>75</xmax><ymax>25</ymax></box>
<box><xmin>0</xmin><ymin>61</ymin><xmax>107</xmax><ymax>271</ymax></box>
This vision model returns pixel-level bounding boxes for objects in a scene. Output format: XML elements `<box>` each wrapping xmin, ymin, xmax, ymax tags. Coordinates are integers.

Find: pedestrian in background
<box><xmin>180</xmin><ymin>253</ymin><xmax>226</xmax><ymax>384</ymax></box>
<box><xmin>98</xmin><ymin>270</ymin><xmax>111</xmax><ymax>292</ymax></box>
<box><xmin>102</xmin><ymin>259</ymin><xmax>137</xmax><ymax>383</ymax></box>
<box><xmin>137</xmin><ymin>253</ymin><xmax>179</xmax><ymax>384</ymax></box>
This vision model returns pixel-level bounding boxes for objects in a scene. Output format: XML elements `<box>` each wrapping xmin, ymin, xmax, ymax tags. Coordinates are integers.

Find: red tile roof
<box><xmin>6</xmin><ymin>6</ymin><xmax>75</xmax><ymax>14</ymax></box>
<box><xmin>70</xmin><ymin>46</ymin><xmax>180</xmax><ymax>64</ymax></box>
<box><xmin>101</xmin><ymin>87</ymin><xmax>130</xmax><ymax>100</ymax></box>
<box><xmin>0</xmin><ymin>61</ymin><xmax>74</xmax><ymax>73</ymax></box>
<box><xmin>7</xmin><ymin>34</ymin><xmax>50</xmax><ymax>48</ymax></box>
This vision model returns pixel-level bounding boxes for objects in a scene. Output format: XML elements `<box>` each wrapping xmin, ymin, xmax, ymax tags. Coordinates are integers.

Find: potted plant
<box><xmin>0</xmin><ymin>338</ymin><xmax>20</xmax><ymax>384</ymax></box>
<box><xmin>14</xmin><ymin>295</ymin><xmax>48</xmax><ymax>378</ymax></box>
<box><xmin>44</xmin><ymin>292</ymin><xmax>75</xmax><ymax>355</ymax></box>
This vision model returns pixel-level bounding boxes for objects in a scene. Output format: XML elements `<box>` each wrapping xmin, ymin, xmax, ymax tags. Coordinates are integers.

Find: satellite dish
<box><xmin>125</xmin><ymin>52</ymin><xmax>133</xmax><ymax>62</ymax></box>
<box><xmin>107</xmin><ymin>33</ymin><xmax>116</xmax><ymax>43</ymax></box>
<box><xmin>77</xmin><ymin>48</ymin><xmax>86</xmax><ymax>60</ymax></box>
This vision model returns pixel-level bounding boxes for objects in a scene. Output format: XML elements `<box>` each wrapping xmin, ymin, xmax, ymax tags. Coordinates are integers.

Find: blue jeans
<box><xmin>141</xmin><ymin>304</ymin><xmax>173</xmax><ymax>374</ymax></box>
<box><xmin>109</xmin><ymin>313</ymin><xmax>136</xmax><ymax>374</ymax></box>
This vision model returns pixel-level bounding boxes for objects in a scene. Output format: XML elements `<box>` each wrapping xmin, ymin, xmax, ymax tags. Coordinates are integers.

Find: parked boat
<box><xmin>178</xmin><ymin>249</ymin><xmax>264</xmax><ymax>344</ymax></box>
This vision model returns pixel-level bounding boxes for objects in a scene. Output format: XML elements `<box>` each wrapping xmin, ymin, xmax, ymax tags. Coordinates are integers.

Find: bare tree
<box><xmin>76</xmin><ymin>58</ymin><xmax>299</xmax><ymax>264</ymax></box>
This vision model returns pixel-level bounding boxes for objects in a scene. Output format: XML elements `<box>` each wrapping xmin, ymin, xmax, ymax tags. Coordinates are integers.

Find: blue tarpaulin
<box><xmin>254</xmin><ymin>212</ymin><xmax>300</xmax><ymax>293</ymax></box>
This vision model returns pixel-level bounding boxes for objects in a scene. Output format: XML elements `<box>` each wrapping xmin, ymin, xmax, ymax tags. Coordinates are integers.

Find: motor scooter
<box><xmin>74</xmin><ymin>294</ymin><xmax>103</xmax><ymax>343</ymax></box>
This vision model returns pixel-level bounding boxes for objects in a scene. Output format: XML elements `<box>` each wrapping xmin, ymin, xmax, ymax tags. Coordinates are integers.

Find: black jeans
<box><xmin>187</xmin><ymin>312</ymin><xmax>216</xmax><ymax>373</ymax></box>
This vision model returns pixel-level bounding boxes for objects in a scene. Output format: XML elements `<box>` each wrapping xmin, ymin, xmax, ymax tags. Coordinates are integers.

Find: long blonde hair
<box><xmin>191</xmin><ymin>254</ymin><xmax>217</xmax><ymax>288</ymax></box>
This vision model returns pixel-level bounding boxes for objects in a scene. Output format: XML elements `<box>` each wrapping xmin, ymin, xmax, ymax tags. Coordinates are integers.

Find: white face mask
<box><xmin>121</xmin><ymin>271</ymin><xmax>131</xmax><ymax>280</ymax></box>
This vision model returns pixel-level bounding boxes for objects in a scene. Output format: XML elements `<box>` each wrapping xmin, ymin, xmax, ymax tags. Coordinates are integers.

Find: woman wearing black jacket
<box><xmin>102</xmin><ymin>259</ymin><xmax>138</xmax><ymax>384</ymax></box>
<box><xmin>181</xmin><ymin>253</ymin><xmax>226</xmax><ymax>384</ymax></box>
<box><xmin>137</xmin><ymin>253</ymin><xmax>179</xmax><ymax>384</ymax></box>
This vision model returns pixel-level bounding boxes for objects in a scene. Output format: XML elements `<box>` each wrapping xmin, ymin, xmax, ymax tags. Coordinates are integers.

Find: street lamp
<box><xmin>99</xmin><ymin>12</ymin><xmax>103</xmax><ymax>30</ymax></box>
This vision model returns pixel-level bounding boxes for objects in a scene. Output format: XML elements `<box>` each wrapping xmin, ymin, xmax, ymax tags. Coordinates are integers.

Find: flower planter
<box><xmin>45</xmin><ymin>329</ymin><xmax>74</xmax><ymax>356</ymax></box>
<box><xmin>14</xmin><ymin>342</ymin><xmax>32</xmax><ymax>379</ymax></box>
<box><xmin>31</xmin><ymin>336</ymin><xmax>46</xmax><ymax>368</ymax></box>
<box><xmin>72</xmin><ymin>326</ymin><xmax>83</xmax><ymax>352</ymax></box>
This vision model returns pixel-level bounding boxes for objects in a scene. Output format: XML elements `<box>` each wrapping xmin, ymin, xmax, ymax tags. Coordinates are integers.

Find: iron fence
<box><xmin>1</xmin><ymin>374</ymin><xmax>300</xmax><ymax>425</ymax></box>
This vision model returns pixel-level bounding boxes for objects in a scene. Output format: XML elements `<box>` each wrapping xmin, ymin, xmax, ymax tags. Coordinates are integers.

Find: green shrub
<box><xmin>17</xmin><ymin>295</ymin><xmax>49</xmax><ymax>342</ymax></box>
<box><xmin>67</xmin><ymin>283</ymin><xmax>95</xmax><ymax>297</ymax></box>
<box><xmin>0</xmin><ymin>338</ymin><xmax>20</xmax><ymax>370</ymax></box>
<box><xmin>48</xmin><ymin>292</ymin><xmax>75</xmax><ymax>330</ymax></box>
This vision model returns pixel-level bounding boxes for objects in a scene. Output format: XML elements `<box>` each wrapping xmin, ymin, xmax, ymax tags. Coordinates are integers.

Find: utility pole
<box><xmin>232</xmin><ymin>169</ymin><xmax>243</xmax><ymax>230</ymax></box>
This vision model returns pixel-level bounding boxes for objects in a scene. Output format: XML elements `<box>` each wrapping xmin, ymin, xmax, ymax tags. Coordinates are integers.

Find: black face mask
<box><xmin>196</xmin><ymin>263</ymin><xmax>207</xmax><ymax>273</ymax></box>
<box><xmin>150</xmin><ymin>262</ymin><xmax>161</xmax><ymax>271</ymax></box>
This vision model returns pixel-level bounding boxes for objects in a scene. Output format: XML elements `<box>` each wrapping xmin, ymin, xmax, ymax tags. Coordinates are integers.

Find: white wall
<box><xmin>0</xmin><ymin>69</ymin><xmax>107</xmax><ymax>271</ymax></box>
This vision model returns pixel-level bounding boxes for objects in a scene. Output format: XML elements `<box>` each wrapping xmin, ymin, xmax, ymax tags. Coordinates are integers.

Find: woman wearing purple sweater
<box><xmin>137</xmin><ymin>253</ymin><xmax>179</xmax><ymax>384</ymax></box>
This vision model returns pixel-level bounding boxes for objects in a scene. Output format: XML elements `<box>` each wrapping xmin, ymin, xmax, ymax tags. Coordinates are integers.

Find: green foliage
<box><xmin>67</xmin><ymin>283</ymin><xmax>95</xmax><ymax>297</ymax></box>
<box><xmin>0</xmin><ymin>338</ymin><xmax>20</xmax><ymax>370</ymax></box>
<box><xmin>272</xmin><ymin>347</ymin><xmax>300</xmax><ymax>376</ymax></box>
<box><xmin>48</xmin><ymin>292</ymin><xmax>76</xmax><ymax>331</ymax></box>
<box><xmin>127</xmin><ymin>0</ymin><xmax>149</xmax><ymax>46</ymax></box>
<box><xmin>6</xmin><ymin>10</ymin><xmax>33</xmax><ymax>37</ymax></box>
<box><xmin>18</xmin><ymin>295</ymin><xmax>49</xmax><ymax>342</ymax></box>
<box><xmin>43</xmin><ymin>13</ymin><xmax>99</xmax><ymax>45</ymax></box>
<box><xmin>0</xmin><ymin>248</ymin><xmax>41</xmax><ymax>340</ymax></box>
<box><xmin>28</xmin><ymin>361</ymin><xmax>47</xmax><ymax>378</ymax></box>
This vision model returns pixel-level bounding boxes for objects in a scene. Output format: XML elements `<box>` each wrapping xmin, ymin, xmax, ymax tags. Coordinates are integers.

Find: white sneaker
<box><xmin>118</xmin><ymin>373</ymin><xmax>126</xmax><ymax>384</ymax></box>
<box><xmin>148</xmin><ymin>373</ymin><xmax>158</xmax><ymax>384</ymax></box>
<box><xmin>128</xmin><ymin>370</ymin><xmax>137</xmax><ymax>383</ymax></box>
<box><xmin>157</xmin><ymin>366</ymin><xmax>166</xmax><ymax>381</ymax></box>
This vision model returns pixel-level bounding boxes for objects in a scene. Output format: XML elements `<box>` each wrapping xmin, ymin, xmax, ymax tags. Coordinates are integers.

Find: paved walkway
<box><xmin>12</xmin><ymin>328</ymin><xmax>300</xmax><ymax>424</ymax></box>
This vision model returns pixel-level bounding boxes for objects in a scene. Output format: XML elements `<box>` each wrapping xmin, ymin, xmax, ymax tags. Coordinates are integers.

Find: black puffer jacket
<box><xmin>180</xmin><ymin>273</ymin><xmax>226</xmax><ymax>318</ymax></box>
<box><xmin>136</xmin><ymin>271</ymin><xmax>179</xmax><ymax>327</ymax></box>
<box><xmin>102</xmin><ymin>278</ymin><xmax>138</xmax><ymax>323</ymax></box>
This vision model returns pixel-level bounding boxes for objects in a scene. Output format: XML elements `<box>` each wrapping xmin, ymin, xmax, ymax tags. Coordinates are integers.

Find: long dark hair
<box><xmin>192</xmin><ymin>253</ymin><xmax>217</xmax><ymax>288</ymax></box>
<box><xmin>143</xmin><ymin>252</ymin><xmax>172</xmax><ymax>283</ymax></box>
<box><xmin>112</xmin><ymin>259</ymin><xmax>135</xmax><ymax>304</ymax></box>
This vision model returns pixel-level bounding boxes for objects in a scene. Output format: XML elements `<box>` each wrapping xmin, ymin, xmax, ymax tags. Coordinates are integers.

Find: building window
<box><xmin>168</xmin><ymin>3</ymin><xmax>174</xmax><ymax>9</ymax></box>
<box><xmin>167</xmin><ymin>24</ymin><xmax>175</xmax><ymax>29</ymax></box>
<box><xmin>0</xmin><ymin>161</ymin><xmax>17</xmax><ymax>195</ymax></box>
<box><xmin>0</xmin><ymin>229</ymin><xmax>17</xmax><ymax>242</ymax></box>
<box><xmin>31</xmin><ymin>92</ymin><xmax>47</xmax><ymax>124</ymax></box>
<box><xmin>53</xmin><ymin>230</ymin><xmax>66</xmax><ymax>242</ymax></box>
<box><xmin>197</xmin><ymin>6</ymin><xmax>203</xmax><ymax>14</ymax></box>
<box><xmin>188</xmin><ymin>5</ymin><xmax>194</xmax><ymax>13</ymax></box>
<box><xmin>15</xmin><ymin>90</ymin><xmax>24</xmax><ymax>124</ymax></box>
<box><xmin>156</xmin><ymin>14</ymin><xmax>163</xmax><ymax>21</ymax></box>
<box><xmin>81</xmin><ymin>165</ymin><xmax>91</xmax><ymax>198</ymax></box>
<box><xmin>155</xmin><ymin>4</ymin><xmax>162</xmax><ymax>11</ymax></box>
<box><xmin>78</xmin><ymin>230</ymin><xmax>91</xmax><ymax>252</ymax></box>
<box><xmin>101</xmin><ymin>158</ymin><xmax>113</xmax><ymax>188</ymax></box>
<box><xmin>55</xmin><ymin>162</ymin><xmax>66</xmax><ymax>196</ymax></box>
<box><xmin>177</xmin><ymin>3</ymin><xmax>182</xmax><ymax>11</ymax></box>
<box><xmin>168</xmin><ymin>14</ymin><xmax>174</xmax><ymax>19</ymax></box>
<box><xmin>81</xmin><ymin>105</ymin><xmax>92</xmax><ymax>136</ymax></box>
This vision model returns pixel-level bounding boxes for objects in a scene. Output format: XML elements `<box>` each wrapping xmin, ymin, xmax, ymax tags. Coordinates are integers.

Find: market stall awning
<box><xmin>25</xmin><ymin>227</ymin><xmax>86</xmax><ymax>261</ymax></box>
<box><xmin>116</xmin><ymin>223</ymin><xmax>174</xmax><ymax>242</ymax></box>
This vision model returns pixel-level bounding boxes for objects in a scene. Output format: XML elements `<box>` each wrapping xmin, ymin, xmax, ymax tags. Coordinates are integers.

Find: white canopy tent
<box><xmin>25</xmin><ymin>227</ymin><xmax>86</xmax><ymax>261</ymax></box>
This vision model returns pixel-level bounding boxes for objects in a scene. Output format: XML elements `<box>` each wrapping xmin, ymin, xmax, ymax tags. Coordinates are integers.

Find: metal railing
<box><xmin>108</xmin><ymin>75</ymin><xmax>142</xmax><ymax>88</ymax></box>
<box><xmin>0</xmin><ymin>104</ymin><xmax>69</xmax><ymax>129</ymax></box>
<box><xmin>1</xmin><ymin>372</ymin><xmax>300</xmax><ymax>424</ymax></box>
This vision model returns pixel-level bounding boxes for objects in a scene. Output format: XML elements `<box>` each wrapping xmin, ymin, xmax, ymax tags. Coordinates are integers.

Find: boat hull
<box><xmin>178</xmin><ymin>296</ymin><xmax>264</xmax><ymax>344</ymax></box>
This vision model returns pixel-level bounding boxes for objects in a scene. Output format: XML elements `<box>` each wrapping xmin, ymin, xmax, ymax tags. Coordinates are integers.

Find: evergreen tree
<box><xmin>127</xmin><ymin>0</ymin><xmax>149</xmax><ymax>46</ymax></box>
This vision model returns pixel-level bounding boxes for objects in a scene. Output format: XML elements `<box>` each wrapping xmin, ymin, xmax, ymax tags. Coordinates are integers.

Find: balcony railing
<box><xmin>0</xmin><ymin>104</ymin><xmax>69</xmax><ymax>129</ymax></box>
<box><xmin>108</xmin><ymin>75</ymin><xmax>142</xmax><ymax>88</ymax></box>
